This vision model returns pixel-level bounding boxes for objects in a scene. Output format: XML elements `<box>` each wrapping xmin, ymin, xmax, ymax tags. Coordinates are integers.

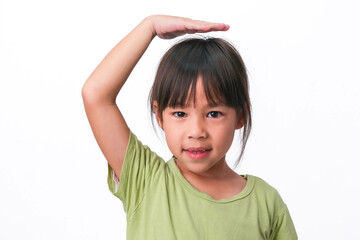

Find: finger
<box><xmin>186</xmin><ymin>29</ymin><xmax>198</xmax><ymax>34</ymax></box>
<box><xmin>196</xmin><ymin>24</ymin><xmax>230</xmax><ymax>33</ymax></box>
<box><xmin>159</xmin><ymin>31</ymin><xmax>186</xmax><ymax>39</ymax></box>
<box><xmin>185</xmin><ymin>20</ymin><xmax>230</xmax><ymax>33</ymax></box>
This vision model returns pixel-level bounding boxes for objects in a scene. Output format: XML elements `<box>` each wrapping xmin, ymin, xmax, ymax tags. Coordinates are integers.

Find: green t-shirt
<box><xmin>107</xmin><ymin>131</ymin><xmax>297</xmax><ymax>240</ymax></box>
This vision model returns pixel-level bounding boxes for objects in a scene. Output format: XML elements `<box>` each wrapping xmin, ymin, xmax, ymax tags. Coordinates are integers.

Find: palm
<box><xmin>151</xmin><ymin>15</ymin><xmax>229</xmax><ymax>39</ymax></box>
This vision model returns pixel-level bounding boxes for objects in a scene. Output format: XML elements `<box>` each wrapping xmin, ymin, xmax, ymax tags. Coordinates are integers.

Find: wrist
<box><xmin>142</xmin><ymin>15</ymin><xmax>157</xmax><ymax>39</ymax></box>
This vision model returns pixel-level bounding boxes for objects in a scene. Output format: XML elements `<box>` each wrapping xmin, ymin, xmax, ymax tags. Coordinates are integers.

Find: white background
<box><xmin>1</xmin><ymin>0</ymin><xmax>359</xmax><ymax>239</ymax></box>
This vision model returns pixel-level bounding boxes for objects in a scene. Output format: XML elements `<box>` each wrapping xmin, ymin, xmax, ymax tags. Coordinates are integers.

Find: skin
<box><xmin>155</xmin><ymin>78</ymin><xmax>247</xmax><ymax>200</ymax></box>
<box><xmin>82</xmin><ymin>15</ymin><xmax>245</xmax><ymax>200</ymax></box>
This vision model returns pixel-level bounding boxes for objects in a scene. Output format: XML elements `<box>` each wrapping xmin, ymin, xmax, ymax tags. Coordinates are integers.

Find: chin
<box><xmin>181</xmin><ymin>161</ymin><xmax>214</xmax><ymax>174</ymax></box>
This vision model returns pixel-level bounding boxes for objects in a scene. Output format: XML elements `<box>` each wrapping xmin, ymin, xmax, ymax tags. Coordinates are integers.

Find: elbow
<box><xmin>81</xmin><ymin>82</ymin><xmax>92</xmax><ymax>103</ymax></box>
<box><xmin>81</xmin><ymin>81</ymin><xmax>116</xmax><ymax>106</ymax></box>
<box><xmin>81</xmin><ymin>82</ymin><xmax>100</xmax><ymax>106</ymax></box>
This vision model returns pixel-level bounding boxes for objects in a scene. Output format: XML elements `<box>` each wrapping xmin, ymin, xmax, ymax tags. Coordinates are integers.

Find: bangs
<box><xmin>167</xmin><ymin>74</ymin><xmax>227</xmax><ymax>109</ymax></box>
<box><xmin>152</xmin><ymin>37</ymin><xmax>242</xmax><ymax>112</ymax></box>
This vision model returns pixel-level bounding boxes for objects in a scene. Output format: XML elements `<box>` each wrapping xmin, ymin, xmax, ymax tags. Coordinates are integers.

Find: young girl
<box><xmin>82</xmin><ymin>15</ymin><xmax>297</xmax><ymax>239</ymax></box>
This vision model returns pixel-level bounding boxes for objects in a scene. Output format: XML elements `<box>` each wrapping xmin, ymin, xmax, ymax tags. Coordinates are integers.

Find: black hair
<box><xmin>149</xmin><ymin>37</ymin><xmax>252</xmax><ymax>168</ymax></box>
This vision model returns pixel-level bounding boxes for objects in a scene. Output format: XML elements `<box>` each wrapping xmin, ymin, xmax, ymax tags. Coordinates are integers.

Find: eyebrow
<box><xmin>172</xmin><ymin>102</ymin><xmax>226</xmax><ymax>108</ymax></box>
<box><xmin>207</xmin><ymin>102</ymin><xmax>226</xmax><ymax>108</ymax></box>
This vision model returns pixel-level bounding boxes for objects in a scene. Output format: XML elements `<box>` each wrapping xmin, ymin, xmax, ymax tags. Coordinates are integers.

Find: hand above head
<box><xmin>83</xmin><ymin>15</ymin><xmax>230</xmax><ymax>179</ymax></box>
<box><xmin>147</xmin><ymin>15</ymin><xmax>230</xmax><ymax>39</ymax></box>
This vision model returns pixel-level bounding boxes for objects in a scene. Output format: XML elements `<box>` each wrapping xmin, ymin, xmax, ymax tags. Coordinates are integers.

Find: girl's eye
<box><xmin>173</xmin><ymin>112</ymin><xmax>187</xmax><ymax>118</ymax></box>
<box><xmin>207</xmin><ymin>111</ymin><xmax>222</xmax><ymax>118</ymax></box>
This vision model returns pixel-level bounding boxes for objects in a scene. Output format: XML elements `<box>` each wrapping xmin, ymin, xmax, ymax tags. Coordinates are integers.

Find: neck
<box><xmin>175</xmin><ymin>158</ymin><xmax>237</xmax><ymax>181</ymax></box>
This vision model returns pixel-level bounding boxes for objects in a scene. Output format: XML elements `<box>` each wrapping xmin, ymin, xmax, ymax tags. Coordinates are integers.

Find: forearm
<box><xmin>82</xmin><ymin>16</ymin><xmax>156</xmax><ymax>104</ymax></box>
<box><xmin>81</xmin><ymin>15</ymin><xmax>229</xmax><ymax>179</ymax></box>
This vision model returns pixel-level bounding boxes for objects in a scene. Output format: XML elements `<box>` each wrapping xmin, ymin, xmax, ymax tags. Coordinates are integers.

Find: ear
<box><xmin>153</xmin><ymin>101</ymin><xmax>163</xmax><ymax>129</ymax></box>
<box><xmin>235</xmin><ymin>113</ymin><xmax>244</xmax><ymax>130</ymax></box>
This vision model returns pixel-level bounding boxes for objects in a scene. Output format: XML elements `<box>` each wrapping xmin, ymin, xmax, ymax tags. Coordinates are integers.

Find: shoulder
<box><xmin>249</xmin><ymin>175</ymin><xmax>278</xmax><ymax>192</ymax></box>
<box><xmin>122</xmin><ymin>130</ymin><xmax>167</xmax><ymax>180</ymax></box>
<box><xmin>246</xmin><ymin>175</ymin><xmax>298</xmax><ymax>239</ymax></box>
<box><xmin>250</xmin><ymin>175</ymin><xmax>277</xmax><ymax>192</ymax></box>
<box><xmin>126</xmin><ymin>131</ymin><xmax>161</xmax><ymax>159</ymax></box>
<box><xmin>247</xmin><ymin>175</ymin><xmax>286</xmax><ymax>207</ymax></box>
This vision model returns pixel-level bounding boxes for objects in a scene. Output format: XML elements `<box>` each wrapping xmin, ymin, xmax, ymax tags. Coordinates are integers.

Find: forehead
<box><xmin>192</xmin><ymin>77</ymin><xmax>207</xmax><ymax>102</ymax></box>
<box><xmin>180</xmin><ymin>76</ymin><xmax>225</xmax><ymax>108</ymax></box>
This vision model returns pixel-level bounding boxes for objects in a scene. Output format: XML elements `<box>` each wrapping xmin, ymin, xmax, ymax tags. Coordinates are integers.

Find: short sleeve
<box><xmin>270</xmin><ymin>205</ymin><xmax>298</xmax><ymax>240</ymax></box>
<box><xmin>107</xmin><ymin>131</ymin><xmax>165</xmax><ymax>215</ymax></box>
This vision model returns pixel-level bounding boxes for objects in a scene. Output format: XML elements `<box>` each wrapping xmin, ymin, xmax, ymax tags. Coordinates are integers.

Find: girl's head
<box><xmin>150</xmin><ymin>37</ymin><xmax>251</xmax><ymax>169</ymax></box>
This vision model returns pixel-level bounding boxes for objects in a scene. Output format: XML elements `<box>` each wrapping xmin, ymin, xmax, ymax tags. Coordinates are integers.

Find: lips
<box><xmin>184</xmin><ymin>148</ymin><xmax>211</xmax><ymax>159</ymax></box>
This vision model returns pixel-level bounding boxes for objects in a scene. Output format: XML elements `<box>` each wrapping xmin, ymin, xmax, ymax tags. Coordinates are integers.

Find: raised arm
<box><xmin>81</xmin><ymin>15</ymin><xmax>229</xmax><ymax>179</ymax></box>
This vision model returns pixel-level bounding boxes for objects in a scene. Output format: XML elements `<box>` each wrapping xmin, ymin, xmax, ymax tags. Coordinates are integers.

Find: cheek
<box><xmin>163</xmin><ymin>124</ymin><xmax>182</xmax><ymax>151</ymax></box>
<box><xmin>213</xmin><ymin>122</ymin><xmax>236</xmax><ymax>148</ymax></box>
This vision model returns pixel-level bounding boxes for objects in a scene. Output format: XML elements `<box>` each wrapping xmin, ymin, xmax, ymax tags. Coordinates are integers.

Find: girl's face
<box><xmin>155</xmin><ymin>77</ymin><xmax>243</xmax><ymax>177</ymax></box>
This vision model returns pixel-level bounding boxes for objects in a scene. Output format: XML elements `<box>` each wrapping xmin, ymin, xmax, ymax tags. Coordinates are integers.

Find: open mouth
<box><xmin>184</xmin><ymin>148</ymin><xmax>211</xmax><ymax>159</ymax></box>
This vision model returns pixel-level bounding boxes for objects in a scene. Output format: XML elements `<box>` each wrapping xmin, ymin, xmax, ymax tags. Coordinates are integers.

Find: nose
<box><xmin>187</xmin><ymin>116</ymin><xmax>208</xmax><ymax>139</ymax></box>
